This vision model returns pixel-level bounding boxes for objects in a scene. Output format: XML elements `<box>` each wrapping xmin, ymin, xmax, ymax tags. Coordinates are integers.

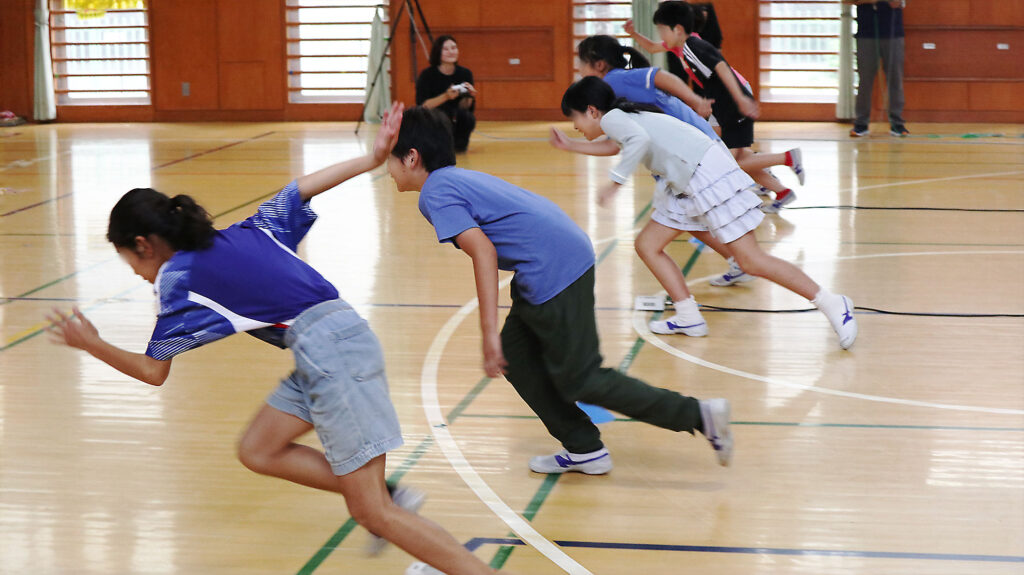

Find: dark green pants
<box><xmin>500</xmin><ymin>267</ymin><xmax>702</xmax><ymax>454</ymax></box>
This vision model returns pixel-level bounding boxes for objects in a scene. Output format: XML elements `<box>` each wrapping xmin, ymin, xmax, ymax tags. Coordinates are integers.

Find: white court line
<box><xmin>640</xmin><ymin>249</ymin><xmax>1024</xmax><ymax>415</ymax></box>
<box><xmin>420</xmin><ymin>274</ymin><xmax>594</xmax><ymax>575</ymax></box>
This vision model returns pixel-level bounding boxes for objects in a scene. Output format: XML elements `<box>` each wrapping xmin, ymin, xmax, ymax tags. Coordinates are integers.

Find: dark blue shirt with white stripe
<box><xmin>146</xmin><ymin>182</ymin><xmax>339</xmax><ymax>360</ymax></box>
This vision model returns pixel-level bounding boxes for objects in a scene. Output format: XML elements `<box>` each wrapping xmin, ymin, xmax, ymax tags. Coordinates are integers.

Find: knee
<box><xmin>346</xmin><ymin>499</ymin><xmax>390</xmax><ymax>534</ymax></box>
<box><xmin>236</xmin><ymin>435</ymin><xmax>272</xmax><ymax>475</ymax></box>
<box><xmin>732</xmin><ymin>252</ymin><xmax>766</xmax><ymax>277</ymax></box>
<box><xmin>634</xmin><ymin>237</ymin><xmax>658</xmax><ymax>261</ymax></box>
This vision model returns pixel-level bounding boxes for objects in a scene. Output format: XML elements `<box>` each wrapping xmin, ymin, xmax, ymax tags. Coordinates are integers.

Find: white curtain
<box><xmin>836</xmin><ymin>2</ymin><xmax>855</xmax><ymax>119</ymax></box>
<box><xmin>632</xmin><ymin>0</ymin><xmax>666</xmax><ymax>69</ymax></box>
<box><xmin>363</xmin><ymin>9</ymin><xmax>391</xmax><ymax>123</ymax></box>
<box><xmin>34</xmin><ymin>0</ymin><xmax>57</xmax><ymax>121</ymax></box>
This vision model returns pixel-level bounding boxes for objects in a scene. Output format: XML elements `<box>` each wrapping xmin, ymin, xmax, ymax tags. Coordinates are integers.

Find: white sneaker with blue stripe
<box><xmin>648</xmin><ymin>296</ymin><xmax>708</xmax><ymax>336</ymax></box>
<box><xmin>405</xmin><ymin>562</ymin><xmax>444</xmax><ymax>575</ymax></box>
<box><xmin>709</xmin><ymin>257</ymin><xmax>756</xmax><ymax>287</ymax></box>
<box><xmin>529</xmin><ymin>447</ymin><xmax>612</xmax><ymax>474</ymax></box>
<box><xmin>699</xmin><ymin>398</ymin><xmax>733</xmax><ymax>467</ymax></box>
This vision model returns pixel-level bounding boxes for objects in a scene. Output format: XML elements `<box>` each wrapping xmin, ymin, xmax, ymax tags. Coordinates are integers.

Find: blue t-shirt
<box><xmin>418</xmin><ymin>166</ymin><xmax>595</xmax><ymax>305</ymax></box>
<box><xmin>146</xmin><ymin>182</ymin><xmax>339</xmax><ymax>360</ymax></box>
<box><xmin>603</xmin><ymin>67</ymin><xmax>719</xmax><ymax>141</ymax></box>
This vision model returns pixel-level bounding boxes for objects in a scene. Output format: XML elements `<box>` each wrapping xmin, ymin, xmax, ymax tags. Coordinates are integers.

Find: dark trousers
<box><xmin>855</xmin><ymin>37</ymin><xmax>905</xmax><ymax>128</ymax></box>
<box><xmin>500</xmin><ymin>267</ymin><xmax>702</xmax><ymax>454</ymax></box>
<box><xmin>449</xmin><ymin>107</ymin><xmax>476</xmax><ymax>152</ymax></box>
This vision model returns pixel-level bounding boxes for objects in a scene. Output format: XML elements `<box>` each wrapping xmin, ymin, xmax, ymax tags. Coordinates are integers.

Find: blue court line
<box><xmin>464</xmin><ymin>537</ymin><xmax>1024</xmax><ymax>564</ymax></box>
<box><xmin>454</xmin><ymin>414</ymin><xmax>1024</xmax><ymax>432</ymax></box>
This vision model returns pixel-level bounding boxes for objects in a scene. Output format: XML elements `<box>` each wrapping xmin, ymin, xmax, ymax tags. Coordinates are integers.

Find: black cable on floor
<box><xmin>697</xmin><ymin>304</ymin><xmax>1024</xmax><ymax>318</ymax></box>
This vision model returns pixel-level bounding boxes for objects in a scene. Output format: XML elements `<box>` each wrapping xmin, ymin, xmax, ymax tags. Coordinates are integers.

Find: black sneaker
<box><xmin>890</xmin><ymin>125</ymin><xmax>910</xmax><ymax>137</ymax></box>
<box><xmin>850</xmin><ymin>125</ymin><xmax>869</xmax><ymax>137</ymax></box>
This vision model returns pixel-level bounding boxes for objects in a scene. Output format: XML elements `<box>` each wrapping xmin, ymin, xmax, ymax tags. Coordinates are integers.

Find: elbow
<box><xmin>144</xmin><ymin>360</ymin><xmax>171</xmax><ymax>386</ymax></box>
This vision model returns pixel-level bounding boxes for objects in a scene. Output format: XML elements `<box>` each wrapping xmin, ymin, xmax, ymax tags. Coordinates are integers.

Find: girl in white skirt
<box><xmin>552</xmin><ymin>76</ymin><xmax>858</xmax><ymax>349</ymax></box>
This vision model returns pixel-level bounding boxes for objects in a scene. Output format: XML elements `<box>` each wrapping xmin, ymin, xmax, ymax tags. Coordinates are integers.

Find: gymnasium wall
<box><xmin>0</xmin><ymin>0</ymin><xmax>1021</xmax><ymax>123</ymax></box>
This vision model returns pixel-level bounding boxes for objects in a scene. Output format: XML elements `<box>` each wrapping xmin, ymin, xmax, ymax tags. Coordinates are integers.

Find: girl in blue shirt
<box><xmin>47</xmin><ymin>104</ymin><xmax>500</xmax><ymax>575</ymax></box>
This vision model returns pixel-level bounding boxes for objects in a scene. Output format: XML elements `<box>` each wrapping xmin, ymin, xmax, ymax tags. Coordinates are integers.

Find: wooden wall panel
<box><xmin>905</xmin><ymin>29</ymin><xmax>1024</xmax><ymax>80</ymax></box>
<box><xmin>707</xmin><ymin>0</ymin><xmax>760</xmax><ymax>98</ymax></box>
<box><xmin>968</xmin><ymin>81</ymin><xmax>1024</xmax><ymax>111</ymax></box>
<box><xmin>0</xmin><ymin>0</ymin><xmax>34</xmax><ymax>118</ymax></box>
<box><xmin>971</xmin><ymin>0</ymin><xmax>1024</xmax><ymax>27</ymax></box>
<box><xmin>150</xmin><ymin>0</ymin><xmax>219</xmax><ymax>111</ymax></box>
<box><xmin>216</xmin><ymin>0</ymin><xmax>284</xmax><ymax>110</ymax></box>
<box><xmin>906</xmin><ymin>0</ymin><xmax>970</xmax><ymax>27</ymax></box>
<box><xmin>904</xmin><ymin>80</ymin><xmax>969</xmax><ymax>111</ymax></box>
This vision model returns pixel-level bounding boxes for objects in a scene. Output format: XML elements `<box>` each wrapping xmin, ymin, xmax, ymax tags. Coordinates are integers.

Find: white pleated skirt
<box><xmin>650</xmin><ymin>144</ymin><xmax>764</xmax><ymax>244</ymax></box>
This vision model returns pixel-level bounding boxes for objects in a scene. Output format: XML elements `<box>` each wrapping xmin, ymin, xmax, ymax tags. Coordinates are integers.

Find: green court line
<box><xmin>447</xmin><ymin>377</ymin><xmax>494</xmax><ymax>423</ymax></box>
<box><xmin>295</xmin><ymin>437</ymin><xmax>434</xmax><ymax>575</ymax></box>
<box><xmin>489</xmin><ymin>473</ymin><xmax>560</xmax><ymax>569</ymax></box>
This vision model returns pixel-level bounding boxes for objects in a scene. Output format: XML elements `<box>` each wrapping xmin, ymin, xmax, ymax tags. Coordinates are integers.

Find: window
<box><xmin>50</xmin><ymin>0</ymin><xmax>151</xmax><ymax>105</ymax></box>
<box><xmin>571</xmin><ymin>0</ymin><xmax>632</xmax><ymax>74</ymax></box>
<box><xmin>758</xmin><ymin>0</ymin><xmax>843</xmax><ymax>103</ymax></box>
<box><xmin>286</xmin><ymin>1</ymin><xmax>388</xmax><ymax>104</ymax></box>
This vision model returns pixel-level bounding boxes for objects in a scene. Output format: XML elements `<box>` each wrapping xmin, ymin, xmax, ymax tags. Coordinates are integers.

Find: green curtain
<box><xmin>836</xmin><ymin>2</ymin><xmax>855</xmax><ymax>119</ymax></box>
<box><xmin>363</xmin><ymin>9</ymin><xmax>391</xmax><ymax>123</ymax></box>
<box><xmin>34</xmin><ymin>0</ymin><xmax>56</xmax><ymax>121</ymax></box>
<box><xmin>632</xmin><ymin>0</ymin><xmax>665</xmax><ymax>68</ymax></box>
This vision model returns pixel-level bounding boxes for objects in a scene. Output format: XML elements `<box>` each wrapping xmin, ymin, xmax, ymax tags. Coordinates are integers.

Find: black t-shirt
<box><xmin>415</xmin><ymin>65</ymin><xmax>475</xmax><ymax>118</ymax></box>
<box><xmin>681</xmin><ymin>36</ymin><xmax>751</xmax><ymax>126</ymax></box>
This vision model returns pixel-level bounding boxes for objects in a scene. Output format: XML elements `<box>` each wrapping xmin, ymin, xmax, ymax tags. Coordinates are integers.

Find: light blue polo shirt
<box><xmin>418</xmin><ymin>166</ymin><xmax>595</xmax><ymax>305</ymax></box>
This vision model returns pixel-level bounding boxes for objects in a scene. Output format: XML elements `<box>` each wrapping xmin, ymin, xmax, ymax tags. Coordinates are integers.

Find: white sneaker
<box><xmin>699</xmin><ymin>398</ymin><xmax>733</xmax><ymax>467</ymax></box>
<box><xmin>529</xmin><ymin>448</ymin><xmax>612</xmax><ymax>474</ymax></box>
<box><xmin>787</xmin><ymin>148</ymin><xmax>805</xmax><ymax>185</ymax></box>
<box><xmin>709</xmin><ymin>257</ymin><xmax>756</xmax><ymax>287</ymax></box>
<box><xmin>367</xmin><ymin>485</ymin><xmax>426</xmax><ymax>555</ymax></box>
<box><xmin>649</xmin><ymin>296</ymin><xmax>708</xmax><ymax>336</ymax></box>
<box><xmin>815</xmin><ymin>292</ymin><xmax>858</xmax><ymax>349</ymax></box>
<box><xmin>405</xmin><ymin>563</ymin><xmax>444</xmax><ymax>575</ymax></box>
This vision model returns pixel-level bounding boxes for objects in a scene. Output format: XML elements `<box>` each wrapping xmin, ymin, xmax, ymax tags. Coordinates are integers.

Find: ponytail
<box><xmin>561</xmin><ymin>76</ymin><xmax>664</xmax><ymax>116</ymax></box>
<box><xmin>577</xmin><ymin>35</ymin><xmax>650</xmax><ymax>71</ymax></box>
<box><xmin>107</xmin><ymin>188</ymin><xmax>215</xmax><ymax>252</ymax></box>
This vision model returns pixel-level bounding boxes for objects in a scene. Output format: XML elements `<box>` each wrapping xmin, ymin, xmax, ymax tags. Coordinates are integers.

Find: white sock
<box><xmin>673</xmin><ymin>295</ymin><xmax>700</xmax><ymax>316</ymax></box>
<box><xmin>811</xmin><ymin>288</ymin><xmax>833</xmax><ymax>307</ymax></box>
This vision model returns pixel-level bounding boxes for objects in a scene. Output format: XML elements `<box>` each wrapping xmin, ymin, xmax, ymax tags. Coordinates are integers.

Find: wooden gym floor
<box><xmin>1</xmin><ymin>120</ymin><xmax>1022</xmax><ymax>574</ymax></box>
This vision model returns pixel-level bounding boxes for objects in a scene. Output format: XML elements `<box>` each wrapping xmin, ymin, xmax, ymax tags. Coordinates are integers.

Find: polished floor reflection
<box><xmin>1</xmin><ymin>121</ymin><xmax>1023</xmax><ymax>574</ymax></box>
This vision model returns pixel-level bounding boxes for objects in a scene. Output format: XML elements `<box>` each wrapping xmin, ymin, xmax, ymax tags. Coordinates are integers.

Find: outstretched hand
<box><xmin>548</xmin><ymin>127</ymin><xmax>572</xmax><ymax>151</ymax></box>
<box><xmin>47</xmin><ymin>306</ymin><xmax>100</xmax><ymax>351</ymax></box>
<box><xmin>372</xmin><ymin>101</ymin><xmax>405</xmax><ymax>163</ymax></box>
<box><xmin>738</xmin><ymin>96</ymin><xmax>761</xmax><ymax>120</ymax></box>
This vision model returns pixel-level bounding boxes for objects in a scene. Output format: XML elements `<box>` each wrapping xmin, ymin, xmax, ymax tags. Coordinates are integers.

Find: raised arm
<box><xmin>454</xmin><ymin>227</ymin><xmax>508</xmax><ymax>378</ymax></box>
<box><xmin>714</xmin><ymin>61</ymin><xmax>760</xmax><ymax>119</ymax></box>
<box><xmin>296</xmin><ymin>102</ymin><xmax>404</xmax><ymax>201</ymax></box>
<box><xmin>624</xmin><ymin>19</ymin><xmax>667</xmax><ymax>54</ymax></box>
<box><xmin>653</xmin><ymin>70</ymin><xmax>714</xmax><ymax>118</ymax></box>
<box><xmin>48</xmin><ymin>307</ymin><xmax>172</xmax><ymax>386</ymax></box>
<box><xmin>549</xmin><ymin>127</ymin><xmax>621</xmax><ymax>157</ymax></box>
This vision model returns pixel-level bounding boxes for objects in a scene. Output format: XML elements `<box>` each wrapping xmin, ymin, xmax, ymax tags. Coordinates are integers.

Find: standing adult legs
<box><xmin>854</xmin><ymin>37</ymin><xmax>880</xmax><ymax>128</ymax></box>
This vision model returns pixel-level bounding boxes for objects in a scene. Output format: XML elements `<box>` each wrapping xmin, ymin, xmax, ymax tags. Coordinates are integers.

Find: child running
<box><xmin>385</xmin><ymin>105</ymin><xmax>734</xmax><ymax>477</ymax></box>
<box><xmin>552</xmin><ymin>77</ymin><xmax>858</xmax><ymax>349</ymax></box>
<box><xmin>575</xmin><ymin>34</ymin><xmax>801</xmax><ymax>285</ymax></box>
<box><xmin>624</xmin><ymin>3</ymin><xmax>803</xmax><ymax>213</ymax></box>
<box><xmin>46</xmin><ymin>103</ymin><xmax>500</xmax><ymax>575</ymax></box>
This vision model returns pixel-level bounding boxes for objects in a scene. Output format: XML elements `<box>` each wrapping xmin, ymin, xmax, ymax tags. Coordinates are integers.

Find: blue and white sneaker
<box><xmin>649</xmin><ymin>296</ymin><xmax>708</xmax><ymax>336</ymax></box>
<box><xmin>710</xmin><ymin>257</ymin><xmax>756</xmax><ymax>287</ymax></box>
<box><xmin>699</xmin><ymin>398</ymin><xmax>733</xmax><ymax>467</ymax></box>
<box><xmin>529</xmin><ymin>448</ymin><xmax>612</xmax><ymax>474</ymax></box>
<box><xmin>405</xmin><ymin>563</ymin><xmax>443</xmax><ymax>575</ymax></box>
<box><xmin>815</xmin><ymin>293</ymin><xmax>858</xmax><ymax>349</ymax></box>
<box><xmin>367</xmin><ymin>485</ymin><xmax>426</xmax><ymax>555</ymax></box>
<box><xmin>787</xmin><ymin>148</ymin><xmax>805</xmax><ymax>185</ymax></box>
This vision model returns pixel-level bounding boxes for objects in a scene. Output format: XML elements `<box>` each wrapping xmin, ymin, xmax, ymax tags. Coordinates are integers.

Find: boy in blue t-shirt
<box><xmin>385</xmin><ymin>106</ymin><xmax>734</xmax><ymax>473</ymax></box>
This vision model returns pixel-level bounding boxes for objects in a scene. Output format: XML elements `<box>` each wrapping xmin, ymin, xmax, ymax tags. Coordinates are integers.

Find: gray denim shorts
<box><xmin>267</xmin><ymin>299</ymin><xmax>403</xmax><ymax>476</ymax></box>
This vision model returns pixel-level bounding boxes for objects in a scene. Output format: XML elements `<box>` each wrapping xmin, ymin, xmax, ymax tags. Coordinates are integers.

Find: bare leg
<box><xmin>238</xmin><ymin>405</ymin><xmax>496</xmax><ymax>575</ymax></box>
<box><xmin>690</xmin><ymin>230</ymin><xmax>733</xmax><ymax>260</ymax></box>
<box><xmin>635</xmin><ymin>219</ymin><xmax>691</xmax><ymax>302</ymax></box>
<box><xmin>726</xmin><ymin>232</ymin><xmax>819</xmax><ymax>299</ymax></box>
<box><xmin>732</xmin><ymin>147</ymin><xmax>790</xmax><ymax>194</ymax></box>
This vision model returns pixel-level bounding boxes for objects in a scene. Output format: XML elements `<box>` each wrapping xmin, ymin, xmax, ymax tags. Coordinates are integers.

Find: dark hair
<box><xmin>577</xmin><ymin>35</ymin><xmax>650</xmax><ymax>70</ymax></box>
<box><xmin>653</xmin><ymin>1</ymin><xmax>695</xmax><ymax>35</ymax></box>
<box><xmin>561</xmin><ymin>76</ymin><xmax>664</xmax><ymax>116</ymax></box>
<box><xmin>107</xmin><ymin>188</ymin><xmax>215</xmax><ymax>252</ymax></box>
<box><xmin>391</xmin><ymin>106</ymin><xmax>456</xmax><ymax>172</ymax></box>
<box><xmin>429</xmin><ymin>35</ymin><xmax>457</xmax><ymax>68</ymax></box>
